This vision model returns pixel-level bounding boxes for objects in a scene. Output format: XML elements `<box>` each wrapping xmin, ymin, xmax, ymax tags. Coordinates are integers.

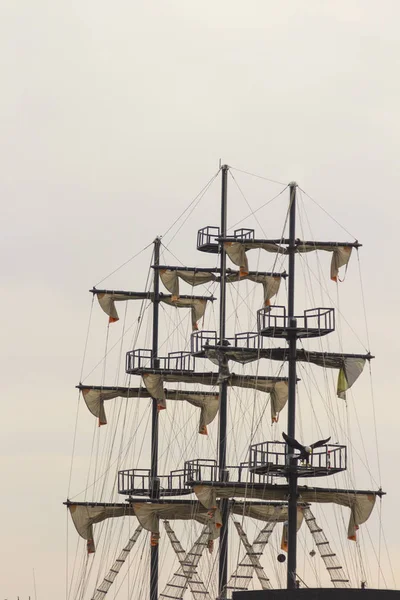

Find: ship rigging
<box><xmin>66</xmin><ymin>165</ymin><xmax>394</xmax><ymax>599</ymax></box>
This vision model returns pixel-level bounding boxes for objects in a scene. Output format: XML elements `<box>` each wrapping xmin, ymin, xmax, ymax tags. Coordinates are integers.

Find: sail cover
<box><xmin>193</xmin><ymin>484</ymin><xmax>377</xmax><ymax>541</ymax></box>
<box><xmin>160</xmin><ymin>269</ymin><xmax>282</xmax><ymax>307</ymax></box>
<box><xmin>93</xmin><ymin>289</ymin><xmax>210</xmax><ymax>331</ymax></box>
<box><xmin>142</xmin><ymin>373</ymin><xmax>288</xmax><ymax>423</ymax></box>
<box><xmin>224</xmin><ymin>240</ymin><xmax>354</xmax><ymax>282</ymax></box>
<box><xmin>80</xmin><ymin>385</ymin><xmax>219</xmax><ymax>434</ymax></box>
<box><xmin>67</xmin><ymin>501</ymin><xmax>300</xmax><ymax>553</ymax></box>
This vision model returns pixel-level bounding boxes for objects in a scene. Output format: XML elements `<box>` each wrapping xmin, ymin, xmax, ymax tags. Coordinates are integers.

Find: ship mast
<box><xmin>287</xmin><ymin>182</ymin><xmax>298</xmax><ymax>589</ymax></box>
<box><xmin>150</xmin><ymin>236</ymin><xmax>161</xmax><ymax>600</ymax></box>
<box><xmin>218</xmin><ymin>164</ymin><xmax>229</xmax><ymax>597</ymax></box>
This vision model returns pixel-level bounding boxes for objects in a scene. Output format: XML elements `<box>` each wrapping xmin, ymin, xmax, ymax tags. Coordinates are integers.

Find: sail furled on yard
<box><xmin>223</xmin><ymin>239</ymin><xmax>356</xmax><ymax>282</ymax></box>
<box><xmin>159</xmin><ymin>268</ymin><xmax>282</xmax><ymax>307</ymax></box>
<box><xmin>224</xmin><ymin>241</ymin><xmax>283</xmax><ymax>277</ymax></box>
<box><xmin>142</xmin><ymin>372</ymin><xmax>288</xmax><ymax>424</ymax></box>
<box><xmin>295</xmin><ymin>243</ymin><xmax>353</xmax><ymax>282</ymax></box>
<box><xmin>336</xmin><ymin>357</ymin><xmax>367</xmax><ymax>399</ymax></box>
<box><xmin>68</xmin><ymin>502</ymin><xmax>223</xmax><ymax>553</ymax></box>
<box><xmin>67</xmin><ymin>501</ymin><xmax>297</xmax><ymax>554</ymax></box>
<box><xmin>92</xmin><ymin>288</ymin><xmax>211</xmax><ymax>331</ymax></box>
<box><xmin>79</xmin><ymin>385</ymin><xmax>219</xmax><ymax>434</ymax></box>
<box><xmin>296</xmin><ymin>351</ymin><xmax>367</xmax><ymax>400</ymax></box>
<box><xmin>193</xmin><ymin>484</ymin><xmax>377</xmax><ymax>541</ymax></box>
<box><xmin>212</xmin><ymin>347</ymin><xmax>368</xmax><ymax>400</ymax></box>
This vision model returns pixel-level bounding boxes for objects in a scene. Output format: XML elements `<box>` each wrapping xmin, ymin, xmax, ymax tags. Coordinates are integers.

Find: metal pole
<box><xmin>287</xmin><ymin>183</ymin><xmax>298</xmax><ymax>589</ymax></box>
<box><xmin>218</xmin><ymin>165</ymin><xmax>229</xmax><ymax>597</ymax></box>
<box><xmin>150</xmin><ymin>236</ymin><xmax>161</xmax><ymax>600</ymax></box>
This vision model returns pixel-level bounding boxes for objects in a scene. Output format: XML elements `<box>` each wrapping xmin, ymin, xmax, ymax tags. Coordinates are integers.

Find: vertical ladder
<box><xmin>304</xmin><ymin>506</ymin><xmax>350</xmax><ymax>588</ymax></box>
<box><xmin>224</xmin><ymin>521</ymin><xmax>276</xmax><ymax>597</ymax></box>
<box><xmin>91</xmin><ymin>525</ymin><xmax>143</xmax><ymax>600</ymax></box>
<box><xmin>160</xmin><ymin>521</ymin><xmax>212</xmax><ymax>600</ymax></box>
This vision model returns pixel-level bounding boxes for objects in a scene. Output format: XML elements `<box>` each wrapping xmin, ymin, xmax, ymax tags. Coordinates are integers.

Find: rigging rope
<box><xmin>298</xmin><ymin>186</ymin><xmax>358</xmax><ymax>241</ymax></box>
<box><xmin>230</xmin><ymin>185</ymin><xmax>289</xmax><ymax>231</ymax></box>
<box><xmin>229</xmin><ymin>165</ymin><xmax>288</xmax><ymax>186</ymax></box>
<box><xmin>162</xmin><ymin>169</ymin><xmax>221</xmax><ymax>241</ymax></box>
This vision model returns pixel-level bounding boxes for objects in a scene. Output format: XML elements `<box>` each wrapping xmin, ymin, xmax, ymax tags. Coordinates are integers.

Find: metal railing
<box><xmin>257</xmin><ymin>305</ymin><xmax>335</xmax><ymax>337</ymax></box>
<box><xmin>249</xmin><ymin>441</ymin><xmax>347</xmax><ymax>473</ymax></box>
<box><xmin>118</xmin><ymin>468</ymin><xmax>188</xmax><ymax>495</ymax></box>
<box><xmin>197</xmin><ymin>226</ymin><xmax>220</xmax><ymax>251</ymax></box>
<box><xmin>190</xmin><ymin>330</ymin><xmax>262</xmax><ymax>355</ymax></box>
<box><xmin>126</xmin><ymin>349</ymin><xmax>195</xmax><ymax>372</ymax></box>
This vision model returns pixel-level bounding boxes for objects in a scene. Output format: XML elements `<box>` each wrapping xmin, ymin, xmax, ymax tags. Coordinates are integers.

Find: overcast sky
<box><xmin>2</xmin><ymin>1</ymin><xmax>400</xmax><ymax>598</ymax></box>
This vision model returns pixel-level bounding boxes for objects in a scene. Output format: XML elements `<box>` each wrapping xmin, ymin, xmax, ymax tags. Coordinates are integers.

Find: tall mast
<box><xmin>150</xmin><ymin>236</ymin><xmax>161</xmax><ymax>600</ymax></box>
<box><xmin>218</xmin><ymin>165</ymin><xmax>229</xmax><ymax>597</ymax></box>
<box><xmin>286</xmin><ymin>183</ymin><xmax>298</xmax><ymax>589</ymax></box>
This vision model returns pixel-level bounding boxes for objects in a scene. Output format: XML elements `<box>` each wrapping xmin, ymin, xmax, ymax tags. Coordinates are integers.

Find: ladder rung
<box><xmin>331</xmin><ymin>579</ymin><xmax>350</xmax><ymax>583</ymax></box>
<box><xmin>316</xmin><ymin>541</ymin><xmax>329</xmax><ymax>546</ymax></box>
<box><xmin>194</xmin><ymin>541</ymin><xmax>208</xmax><ymax>546</ymax></box>
<box><xmin>176</xmin><ymin>569</ymin><xmax>196</xmax><ymax>574</ymax></box>
<box><xmin>326</xmin><ymin>566</ymin><xmax>342</xmax><ymax>570</ymax></box>
<box><xmin>231</xmin><ymin>575</ymin><xmax>252</xmax><ymax>579</ymax></box>
<box><xmin>309</xmin><ymin>528</ymin><xmax>323</xmax><ymax>533</ymax></box>
<box><xmin>321</xmin><ymin>553</ymin><xmax>336</xmax><ymax>558</ymax></box>
<box><xmin>225</xmin><ymin>586</ymin><xmax>248</xmax><ymax>590</ymax></box>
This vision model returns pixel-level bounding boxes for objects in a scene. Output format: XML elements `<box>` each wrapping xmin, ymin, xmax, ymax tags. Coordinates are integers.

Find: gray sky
<box><xmin>1</xmin><ymin>1</ymin><xmax>400</xmax><ymax>597</ymax></box>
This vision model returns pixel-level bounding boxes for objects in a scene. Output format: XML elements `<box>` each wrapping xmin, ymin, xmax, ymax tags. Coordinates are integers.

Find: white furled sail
<box><xmin>79</xmin><ymin>384</ymin><xmax>219</xmax><ymax>433</ymax></box>
<box><xmin>224</xmin><ymin>239</ymin><xmax>355</xmax><ymax>282</ymax></box>
<box><xmin>193</xmin><ymin>484</ymin><xmax>377</xmax><ymax>541</ymax></box>
<box><xmin>159</xmin><ymin>268</ymin><xmax>283</xmax><ymax>306</ymax></box>
<box><xmin>92</xmin><ymin>288</ymin><xmax>212</xmax><ymax>330</ymax></box>
<box><xmin>142</xmin><ymin>372</ymin><xmax>288</xmax><ymax>423</ymax></box>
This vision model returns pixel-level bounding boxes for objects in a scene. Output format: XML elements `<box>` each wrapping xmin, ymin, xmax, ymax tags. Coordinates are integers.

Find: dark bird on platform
<box><xmin>282</xmin><ymin>432</ymin><xmax>331</xmax><ymax>464</ymax></box>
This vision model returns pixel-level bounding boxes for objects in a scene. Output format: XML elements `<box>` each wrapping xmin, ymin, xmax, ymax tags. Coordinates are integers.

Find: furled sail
<box><xmin>224</xmin><ymin>241</ymin><xmax>282</xmax><ymax>277</ymax></box>
<box><xmin>141</xmin><ymin>372</ymin><xmax>288</xmax><ymax>423</ymax></box>
<box><xmin>67</xmin><ymin>501</ymin><xmax>222</xmax><ymax>553</ymax></box>
<box><xmin>193</xmin><ymin>484</ymin><xmax>378</xmax><ymax>541</ymax></box>
<box><xmin>67</xmin><ymin>500</ymin><xmax>297</xmax><ymax>553</ymax></box>
<box><xmin>91</xmin><ymin>288</ymin><xmax>212</xmax><ymax>331</ymax></box>
<box><xmin>79</xmin><ymin>385</ymin><xmax>219</xmax><ymax>434</ymax></box>
<box><xmin>159</xmin><ymin>269</ymin><xmax>282</xmax><ymax>307</ymax></box>
<box><xmin>223</xmin><ymin>239</ymin><xmax>358</xmax><ymax>282</ymax></box>
<box><xmin>295</xmin><ymin>243</ymin><xmax>353</xmax><ymax>282</ymax></box>
<box><xmin>206</xmin><ymin>347</ymin><xmax>369</xmax><ymax>400</ymax></box>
